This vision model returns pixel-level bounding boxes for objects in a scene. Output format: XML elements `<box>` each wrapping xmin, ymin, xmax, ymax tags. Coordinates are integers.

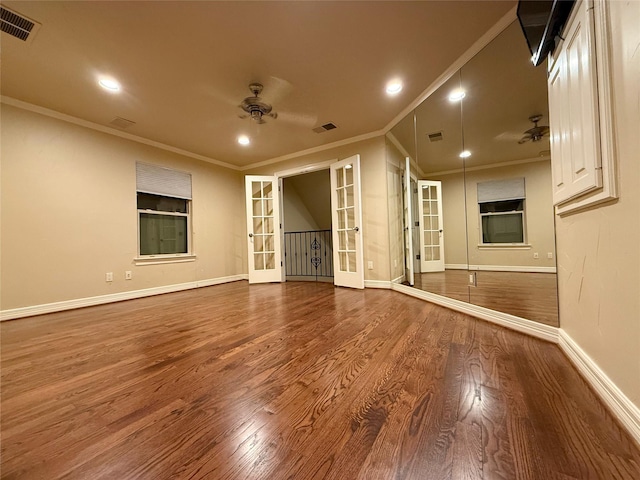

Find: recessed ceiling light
<box><xmin>345</xmin><ymin>164</ymin><xmax>353</xmax><ymax>169</ymax></box>
<box><xmin>237</xmin><ymin>135</ymin><xmax>250</xmax><ymax>146</ymax></box>
<box><xmin>448</xmin><ymin>89</ymin><xmax>466</xmax><ymax>102</ymax></box>
<box><xmin>459</xmin><ymin>150</ymin><xmax>471</xmax><ymax>158</ymax></box>
<box><xmin>98</xmin><ymin>78</ymin><xmax>121</xmax><ymax>92</ymax></box>
<box><xmin>385</xmin><ymin>80</ymin><xmax>403</xmax><ymax>95</ymax></box>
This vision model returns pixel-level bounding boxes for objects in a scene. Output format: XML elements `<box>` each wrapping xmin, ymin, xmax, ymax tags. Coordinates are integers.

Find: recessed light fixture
<box><xmin>448</xmin><ymin>89</ymin><xmax>466</xmax><ymax>102</ymax></box>
<box><xmin>459</xmin><ymin>150</ymin><xmax>471</xmax><ymax>158</ymax></box>
<box><xmin>385</xmin><ymin>79</ymin><xmax>403</xmax><ymax>95</ymax></box>
<box><xmin>237</xmin><ymin>135</ymin><xmax>250</xmax><ymax>146</ymax></box>
<box><xmin>98</xmin><ymin>78</ymin><xmax>121</xmax><ymax>92</ymax></box>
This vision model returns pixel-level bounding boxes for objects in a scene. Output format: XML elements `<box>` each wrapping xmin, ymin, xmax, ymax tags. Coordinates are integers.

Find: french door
<box><xmin>330</xmin><ymin>155</ymin><xmax>364</xmax><ymax>289</ymax></box>
<box><xmin>244</xmin><ymin>176</ymin><xmax>283</xmax><ymax>284</ymax></box>
<box><xmin>418</xmin><ymin>180</ymin><xmax>445</xmax><ymax>272</ymax></box>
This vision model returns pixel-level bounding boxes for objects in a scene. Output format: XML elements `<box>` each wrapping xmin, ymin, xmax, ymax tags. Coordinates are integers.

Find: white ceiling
<box><xmin>1</xmin><ymin>1</ymin><xmax>515</xmax><ymax>169</ymax></box>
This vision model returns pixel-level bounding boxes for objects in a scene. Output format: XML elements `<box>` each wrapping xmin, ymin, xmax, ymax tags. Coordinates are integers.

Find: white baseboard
<box><xmin>468</xmin><ymin>264</ymin><xmax>557</xmax><ymax>273</ymax></box>
<box><xmin>558</xmin><ymin>330</ymin><xmax>640</xmax><ymax>446</ymax></box>
<box><xmin>364</xmin><ymin>279</ymin><xmax>393</xmax><ymax>289</ymax></box>
<box><xmin>444</xmin><ymin>264</ymin><xmax>468</xmax><ymax>270</ymax></box>
<box><xmin>0</xmin><ymin>274</ymin><xmax>249</xmax><ymax>321</ymax></box>
<box><xmin>391</xmin><ymin>283</ymin><xmax>559</xmax><ymax>343</ymax></box>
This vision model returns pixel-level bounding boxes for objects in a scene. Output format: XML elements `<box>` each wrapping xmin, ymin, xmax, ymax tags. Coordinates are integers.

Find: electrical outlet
<box><xmin>105</xmin><ymin>272</ymin><xmax>113</xmax><ymax>282</ymax></box>
<box><xmin>367</xmin><ymin>261</ymin><xmax>374</xmax><ymax>270</ymax></box>
<box><xmin>125</xmin><ymin>271</ymin><xmax>132</xmax><ymax>280</ymax></box>
<box><xmin>469</xmin><ymin>274</ymin><xmax>475</xmax><ymax>284</ymax></box>
<box><xmin>533</xmin><ymin>252</ymin><xmax>539</xmax><ymax>259</ymax></box>
<box><xmin>547</xmin><ymin>252</ymin><xmax>553</xmax><ymax>259</ymax></box>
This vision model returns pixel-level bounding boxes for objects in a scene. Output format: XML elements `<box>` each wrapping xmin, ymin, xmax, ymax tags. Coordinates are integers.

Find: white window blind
<box><xmin>136</xmin><ymin>162</ymin><xmax>192</xmax><ymax>199</ymax></box>
<box><xmin>477</xmin><ymin>178</ymin><xmax>525</xmax><ymax>203</ymax></box>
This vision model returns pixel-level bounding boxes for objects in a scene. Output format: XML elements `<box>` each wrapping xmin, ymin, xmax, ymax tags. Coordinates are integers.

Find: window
<box><xmin>138</xmin><ymin>193</ymin><xmax>189</xmax><ymax>255</ymax></box>
<box><xmin>477</xmin><ymin>178</ymin><xmax>526</xmax><ymax>245</ymax></box>
<box><xmin>480</xmin><ymin>199</ymin><xmax>525</xmax><ymax>244</ymax></box>
<box><xmin>136</xmin><ymin>163</ymin><xmax>192</xmax><ymax>257</ymax></box>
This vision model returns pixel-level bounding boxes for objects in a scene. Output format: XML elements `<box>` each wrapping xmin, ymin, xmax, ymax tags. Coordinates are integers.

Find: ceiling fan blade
<box><xmin>518</xmin><ymin>134</ymin><xmax>532</xmax><ymax>144</ymax></box>
<box><xmin>276</xmin><ymin>110</ymin><xmax>318</xmax><ymax>128</ymax></box>
<box><xmin>495</xmin><ymin>131</ymin><xmax>527</xmax><ymax>142</ymax></box>
<box><xmin>261</xmin><ymin>76</ymin><xmax>293</xmax><ymax>105</ymax></box>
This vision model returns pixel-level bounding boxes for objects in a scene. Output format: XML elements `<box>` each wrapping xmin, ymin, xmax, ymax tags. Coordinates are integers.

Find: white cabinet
<box><xmin>547</xmin><ymin>0</ymin><xmax>618</xmax><ymax>215</ymax></box>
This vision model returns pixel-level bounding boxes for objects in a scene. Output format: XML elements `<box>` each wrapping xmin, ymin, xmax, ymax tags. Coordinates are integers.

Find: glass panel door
<box><xmin>417</xmin><ymin>180</ymin><xmax>444</xmax><ymax>272</ymax></box>
<box><xmin>330</xmin><ymin>155</ymin><xmax>364</xmax><ymax>289</ymax></box>
<box><xmin>245</xmin><ymin>176</ymin><xmax>282</xmax><ymax>284</ymax></box>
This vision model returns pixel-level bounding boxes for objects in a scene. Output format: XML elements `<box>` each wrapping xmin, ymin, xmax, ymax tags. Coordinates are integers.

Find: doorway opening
<box><xmin>281</xmin><ymin>170</ymin><xmax>333</xmax><ymax>282</ymax></box>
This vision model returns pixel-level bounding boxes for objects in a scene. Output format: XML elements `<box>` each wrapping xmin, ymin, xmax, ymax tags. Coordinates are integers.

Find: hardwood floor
<box><xmin>411</xmin><ymin>270</ymin><xmax>560</xmax><ymax>326</ymax></box>
<box><xmin>1</xmin><ymin>281</ymin><xmax>638</xmax><ymax>479</ymax></box>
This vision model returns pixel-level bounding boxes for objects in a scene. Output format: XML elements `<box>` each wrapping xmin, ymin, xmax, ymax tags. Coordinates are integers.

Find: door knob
<box><xmin>353</xmin><ymin>226</ymin><xmax>360</xmax><ymax>232</ymax></box>
<box><xmin>248</xmin><ymin>233</ymin><xmax>253</xmax><ymax>238</ymax></box>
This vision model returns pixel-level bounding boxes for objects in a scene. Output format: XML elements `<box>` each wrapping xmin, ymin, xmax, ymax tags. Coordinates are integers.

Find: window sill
<box><xmin>477</xmin><ymin>244</ymin><xmax>531</xmax><ymax>250</ymax></box>
<box><xmin>134</xmin><ymin>254</ymin><xmax>196</xmax><ymax>266</ymax></box>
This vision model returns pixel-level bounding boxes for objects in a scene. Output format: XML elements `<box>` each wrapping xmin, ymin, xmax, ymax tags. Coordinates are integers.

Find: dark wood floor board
<box><xmin>2</xmin><ymin>281</ymin><xmax>640</xmax><ymax>479</ymax></box>
<box><xmin>512</xmin><ymin>336</ymin><xmax>640</xmax><ymax>478</ymax></box>
<box><xmin>352</xmin><ymin>312</ymin><xmax>452</xmax><ymax>479</ymax></box>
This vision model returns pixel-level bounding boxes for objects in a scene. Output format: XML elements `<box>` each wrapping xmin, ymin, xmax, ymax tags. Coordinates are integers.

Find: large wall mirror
<box><xmin>386</xmin><ymin>20</ymin><xmax>559</xmax><ymax>327</ymax></box>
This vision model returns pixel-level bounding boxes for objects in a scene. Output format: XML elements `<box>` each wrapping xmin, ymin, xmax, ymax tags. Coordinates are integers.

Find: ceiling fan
<box><xmin>238</xmin><ymin>83</ymin><xmax>278</xmax><ymax>124</ymax></box>
<box><xmin>518</xmin><ymin>114</ymin><xmax>550</xmax><ymax>144</ymax></box>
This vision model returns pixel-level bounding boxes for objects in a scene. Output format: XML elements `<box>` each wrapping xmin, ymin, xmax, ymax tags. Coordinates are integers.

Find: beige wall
<box><xmin>1</xmin><ymin>104</ymin><xmax>246</xmax><ymax>310</ymax></box>
<box><xmin>432</xmin><ymin>160</ymin><xmax>556</xmax><ymax>270</ymax></box>
<box><xmin>284</xmin><ymin>170</ymin><xmax>331</xmax><ymax>231</ymax></box>
<box><xmin>555</xmin><ymin>1</ymin><xmax>640</xmax><ymax>407</ymax></box>
<box><xmin>282</xmin><ymin>180</ymin><xmax>320</xmax><ymax>232</ymax></box>
<box><xmin>248</xmin><ymin>136</ymin><xmax>391</xmax><ymax>282</ymax></box>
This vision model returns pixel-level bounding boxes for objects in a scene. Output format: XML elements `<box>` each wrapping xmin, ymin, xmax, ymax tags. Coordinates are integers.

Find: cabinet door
<box><xmin>548</xmin><ymin>0</ymin><xmax>602</xmax><ymax>205</ymax></box>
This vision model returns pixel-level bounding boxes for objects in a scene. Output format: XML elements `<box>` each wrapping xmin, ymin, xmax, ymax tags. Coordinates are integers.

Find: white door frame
<box><xmin>274</xmin><ymin>159</ymin><xmax>335</xmax><ymax>283</ymax></box>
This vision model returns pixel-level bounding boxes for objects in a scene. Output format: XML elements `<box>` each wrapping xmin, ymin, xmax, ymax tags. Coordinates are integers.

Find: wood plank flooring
<box><xmin>1</xmin><ymin>281</ymin><xmax>638</xmax><ymax>479</ymax></box>
<box><xmin>411</xmin><ymin>270</ymin><xmax>560</xmax><ymax>326</ymax></box>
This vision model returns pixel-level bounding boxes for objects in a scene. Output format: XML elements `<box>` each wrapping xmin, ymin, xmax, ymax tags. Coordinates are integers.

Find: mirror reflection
<box><xmin>387</xmin><ymin>20</ymin><xmax>559</xmax><ymax>327</ymax></box>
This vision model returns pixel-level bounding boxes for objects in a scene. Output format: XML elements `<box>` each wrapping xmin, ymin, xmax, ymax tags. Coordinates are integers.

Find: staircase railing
<box><xmin>284</xmin><ymin>230</ymin><xmax>333</xmax><ymax>279</ymax></box>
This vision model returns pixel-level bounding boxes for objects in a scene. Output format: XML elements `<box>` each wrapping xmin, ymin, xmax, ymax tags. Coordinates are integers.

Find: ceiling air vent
<box><xmin>109</xmin><ymin>117</ymin><xmax>136</xmax><ymax>129</ymax></box>
<box><xmin>427</xmin><ymin>131</ymin><xmax>443</xmax><ymax>142</ymax></box>
<box><xmin>1</xmin><ymin>7</ymin><xmax>41</xmax><ymax>44</ymax></box>
<box><xmin>313</xmin><ymin>122</ymin><xmax>337</xmax><ymax>134</ymax></box>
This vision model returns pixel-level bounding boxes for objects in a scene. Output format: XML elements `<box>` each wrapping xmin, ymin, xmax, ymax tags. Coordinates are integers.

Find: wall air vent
<box><xmin>109</xmin><ymin>117</ymin><xmax>136</xmax><ymax>129</ymax></box>
<box><xmin>1</xmin><ymin>7</ymin><xmax>41</xmax><ymax>44</ymax></box>
<box><xmin>313</xmin><ymin>122</ymin><xmax>338</xmax><ymax>133</ymax></box>
<box><xmin>427</xmin><ymin>131</ymin><xmax>443</xmax><ymax>142</ymax></box>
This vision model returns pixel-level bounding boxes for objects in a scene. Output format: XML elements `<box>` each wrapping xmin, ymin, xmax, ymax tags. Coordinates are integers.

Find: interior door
<box><xmin>330</xmin><ymin>155</ymin><xmax>364</xmax><ymax>289</ymax></box>
<box><xmin>418</xmin><ymin>180</ymin><xmax>445</xmax><ymax>272</ymax></box>
<box><xmin>245</xmin><ymin>176</ymin><xmax>283</xmax><ymax>284</ymax></box>
<box><xmin>403</xmin><ymin>157</ymin><xmax>415</xmax><ymax>285</ymax></box>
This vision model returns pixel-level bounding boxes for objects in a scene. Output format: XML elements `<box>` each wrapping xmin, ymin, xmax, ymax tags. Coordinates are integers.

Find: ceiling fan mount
<box><xmin>239</xmin><ymin>83</ymin><xmax>278</xmax><ymax>124</ymax></box>
<box><xmin>518</xmin><ymin>114</ymin><xmax>550</xmax><ymax>144</ymax></box>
